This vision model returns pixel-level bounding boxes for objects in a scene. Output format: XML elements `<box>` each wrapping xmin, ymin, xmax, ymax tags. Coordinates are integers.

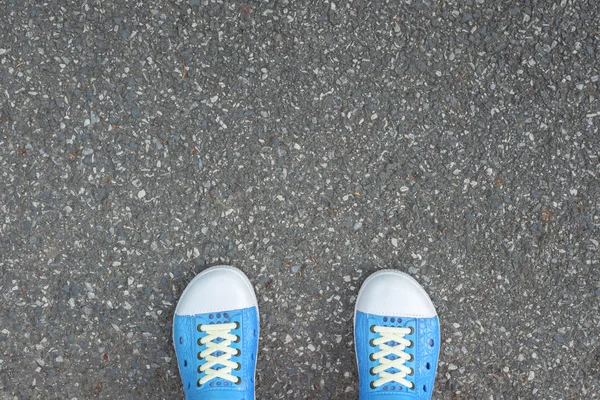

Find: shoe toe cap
<box><xmin>175</xmin><ymin>266</ymin><xmax>257</xmax><ymax>315</ymax></box>
<box><xmin>356</xmin><ymin>270</ymin><xmax>436</xmax><ymax>318</ymax></box>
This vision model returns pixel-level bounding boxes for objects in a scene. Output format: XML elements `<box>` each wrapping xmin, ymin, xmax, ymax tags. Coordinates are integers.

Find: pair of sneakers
<box><xmin>173</xmin><ymin>266</ymin><xmax>440</xmax><ymax>399</ymax></box>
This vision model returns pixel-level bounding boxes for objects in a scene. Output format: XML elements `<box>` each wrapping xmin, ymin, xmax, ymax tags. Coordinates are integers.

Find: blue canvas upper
<box><xmin>173</xmin><ymin>306</ymin><xmax>259</xmax><ymax>400</ymax></box>
<box><xmin>355</xmin><ymin>311</ymin><xmax>440</xmax><ymax>399</ymax></box>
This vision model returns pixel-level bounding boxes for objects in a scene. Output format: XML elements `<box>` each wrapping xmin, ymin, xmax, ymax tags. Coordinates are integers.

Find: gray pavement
<box><xmin>1</xmin><ymin>0</ymin><xmax>599</xmax><ymax>399</ymax></box>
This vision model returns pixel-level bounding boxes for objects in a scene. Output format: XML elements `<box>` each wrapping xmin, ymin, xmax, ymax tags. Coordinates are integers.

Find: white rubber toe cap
<box><xmin>355</xmin><ymin>270</ymin><xmax>437</xmax><ymax>318</ymax></box>
<box><xmin>175</xmin><ymin>265</ymin><xmax>258</xmax><ymax>316</ymax></box>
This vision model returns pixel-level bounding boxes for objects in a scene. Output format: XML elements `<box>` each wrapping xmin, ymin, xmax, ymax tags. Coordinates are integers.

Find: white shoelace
<box><xmin>197</xmin><ymin>322</ymin><xmax>240</xmax><ymax>385</ymax></box>
<box><xmin>370</xmin><ymin>326</ymin><xmax>414</xmax><ymax>389</ymax></box>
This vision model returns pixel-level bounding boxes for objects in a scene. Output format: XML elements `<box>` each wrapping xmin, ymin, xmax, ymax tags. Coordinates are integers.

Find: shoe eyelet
<box><xmin>236</xmin><ymin>377</ymin><xmax>242</xmax><ymax>385</ymax></box>
<box><xmin>197</xmin><ymin>338</ymin><xmax>202</xmax><ymax>346</ymax></box>
<box><xmin>197</xmin><ymin>379</ymin><xmax>201</xmax><ymax>387</ymax></box>
<box><xmin>234</xmin><ymin>362</ymin><xmax>241</xmax><ymax>371</ymax></box>
<box><xmin>234</xmin><ymin>335</ymin><xmax>241</xmax><ymax>343</ymax></box>
<box><xmin>370</xmin><ymin>381</ymin><xmax>377</xmax><ymax>389</ymax></box>
<box><xmin>234</xmin><ymin>321</ymin><xmax>240</xmax><ymax>329</ymax></box>
<box><xmin>369</xmin><ymin>353</ymin><xmax>376</xmax><ymax>361</ymax></box>
<box><xmin>235</xmin><ymin>349</ymin><xmax>241</xmax><ymax>356</ymax></box>
<box><xmin>408</xmin><ymin>368</ymin><xmax>414</xmax><ymax>376</ymax></box>
<box><xmin>369</xmin><ymin>339</ymin><xmax>376</xmax><ymax>347</ymax></box>
<box><xmin>408</xmin><ymin>327</ymin><xmax>414</xmax><ymax>335</ymax></box>
<box><xmin>369</xmin><ymin>325</ymin><xmax>376</xmax><ymax>333</ymax></box>
<box><xmin>197</xmin><ymin>324</ymin><xmax>203</xmax><ymax>332</ymax></box>
<box><xmin>407</xmin><ymin>340</ymin><xmax>414</xmax><ymax>348</ymax></box>
<box><xmin>197</xmin><ymin>353</ymin><xmax>202</xmax><ymax>360</ymax></box>
<box><xmin>408</xmin><ymin>354</ymin><xmax>414</xmax><ymax>362</ymax></box>
<box><xmin>369</xmin><ymin>367</ymin><xmax>376</xmax><ymax>376</ymax></box>
<box><xmin>197</xmin><ymin>366</ymin><xmax>202</xmax><ymax>373</ymax></box>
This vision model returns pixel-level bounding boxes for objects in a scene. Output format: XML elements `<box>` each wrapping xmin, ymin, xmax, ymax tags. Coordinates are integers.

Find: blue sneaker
<box><xmin>354</xmin><ymin>270</ymin><xmax>440</xmax><ymax>399</ymax></box>
<box><xmin>173</xmin><ymin>266</ymin><xmax>259</xmax><ymax>400</ymax></box>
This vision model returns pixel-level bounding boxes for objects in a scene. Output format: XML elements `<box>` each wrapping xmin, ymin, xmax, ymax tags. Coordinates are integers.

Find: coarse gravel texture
<box><xmin>1</xmin><ymin>0</ymin><xmax>600</xmax><ymax>399</ymax></box>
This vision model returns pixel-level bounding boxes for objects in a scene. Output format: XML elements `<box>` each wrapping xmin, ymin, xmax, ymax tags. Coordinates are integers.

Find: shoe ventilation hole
<box><xmin>179</xmin><ymin>337</ymin><xmax>184</xmax><ymax>344</ymax></box>
<box><xmin>184</xmin><ymin>360</ymin><xmax>188</xmax><ymax>367</ymax></box>
<box><xmin>426</xmin><ymin>362</ymin><xmax>431</xmax><ymax>370</ymax></box>
<box><xmin>383</xmin><ymin>386</ymin><xmax>388</xmax><ymax>390</ymax></box>
<box><xmin>423</xmin><ymin>385</ymin><xmax>427</xmax><ymax>392</ymax></box>
<box><xmin>209</xmin><ymin>314</ymin><xmax>214</xmax><ymax>319</ymax></box>
<box><xmin>390</xmin><ymin>318</ymin><xmax>395</xmax><ymax>322</ymax></box>
<box><xmin>390</xmin><ymin>386</ymin><xmax>395</xmax><ymax>390</ymax></box>
<box><xmin>428</xmin><ymin>339</ymin><xmax>434</xmax><ymax>346</ymax></box>
<box><xmin>217</xmin><ymin>313</ymin><xmax>221</xmax><ymax>318</ymax></box>
<box><xmin>383</xmin><ymin>317</ymin><xmax>387</xmax><ymax>322</ymax></box>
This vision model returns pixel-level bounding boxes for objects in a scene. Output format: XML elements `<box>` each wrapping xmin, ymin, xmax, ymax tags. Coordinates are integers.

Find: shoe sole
<box><xmin>174</xmin><ymin>265</ymin><xmax>259</xmax><ymax>316</ymax></box>
<box><xmin>353</xmin><ymin>269</ymin><xmax>437</xmax><ymax>320</ymax></box>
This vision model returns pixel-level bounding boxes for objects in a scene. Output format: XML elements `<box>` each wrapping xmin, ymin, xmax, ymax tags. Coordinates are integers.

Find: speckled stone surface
<box><xmin>1</xmin><ymin>0</ymin><xmax>599</xmax><ymax>398</ymax></box>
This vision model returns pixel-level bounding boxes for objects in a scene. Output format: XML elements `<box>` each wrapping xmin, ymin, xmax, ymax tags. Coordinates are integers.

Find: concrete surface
<box><xmin>1</xmin><ymin>0</ymin><xmax>599</xmax><ymax>399</ymax></box>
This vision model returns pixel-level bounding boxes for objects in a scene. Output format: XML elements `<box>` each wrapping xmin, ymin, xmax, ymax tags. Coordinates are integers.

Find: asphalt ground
<box><xmin>1</xmin><ymin>0</ymin><xmax>599</xmax><ymax>399</ymax></box>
